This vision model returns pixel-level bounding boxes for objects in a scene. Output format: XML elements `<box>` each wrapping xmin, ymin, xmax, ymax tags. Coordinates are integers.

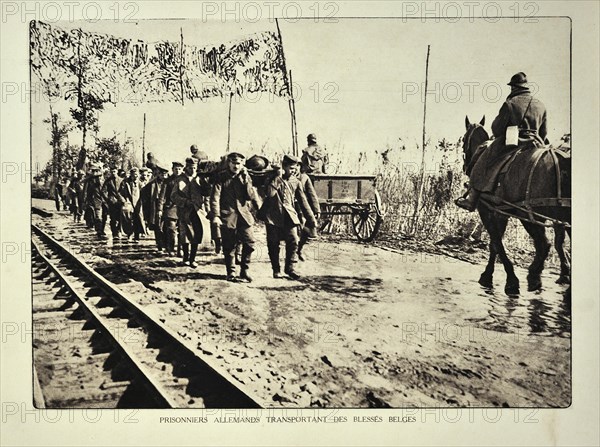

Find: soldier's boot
<box><xmin>238</xmin><ymin>246</ymin><xmax>253</xmax><ymax>282</ymax></box>
<box><xmin>224</xmin><ymin>253</ymin><xmax>237</xmax><ymax>281</ymax></box>
<box><xmin>214</xmin><ymin>238</ymin><xmax>222</xmax><ymax>254</ymax></box>
<box><xmin>285</xmin><ymin>240</ymin><xmax>300</xmax><ymax>278</ymax></box>
<box><xmin>297</xmin><ymin>233</ymin><xmax>308</xmax><ymax>262</ymax></box>
<box><xmin>180</xmin><ymin>244</ymin><xmax>190</xmax><ymax>266</ymax></box>
<box><xmin>189</xmin><ymin>244</ymin><xmax>198</xmax><ymax>268</ymax></box>
<box><xmin>239</xmin><ymin>269</ymin><xmax>252</xmax><ymax>283</ymax></box>
<box><xmin>284</xmin><ymin>250</ymin><xmax>300</xmax><ymax>280</ymax></box>
<box><xmin>234</xmin><ymin>244</ymin><xmax>242</xmax><ymax>265</ymax></box>
<box><xmin>284</xmin><ymin>264</ymin><xmax>300</xmax><ymax>280</ymax></box>
<box><xmin>455</xmin><ymin>188</ymin><xmax>481</xmax><ymax>212</ymax></box>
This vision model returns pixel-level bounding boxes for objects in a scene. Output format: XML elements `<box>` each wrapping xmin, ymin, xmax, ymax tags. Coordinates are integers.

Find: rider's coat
<box><xmin>471</xmin><ymin>87</ymin><xmax>549</xmax><ymax>193</ymax></box>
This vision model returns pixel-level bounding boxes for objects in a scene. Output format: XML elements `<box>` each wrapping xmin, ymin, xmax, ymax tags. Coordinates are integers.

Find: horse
<box><xmin>462</xmin><ymin>116</ymin><xmax>571</xmax><ymax>295</ymax></box>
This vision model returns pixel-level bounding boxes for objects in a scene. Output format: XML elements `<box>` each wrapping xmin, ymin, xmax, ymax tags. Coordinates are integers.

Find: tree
<box><xmin>94</xmin><ymin>134</ymin><xmax>139</xmax><ymax>169</ymax></box>
<box><xmin>70</xmin><ymin>92</ymin><xmax>104</xmax><ymax>156</ymax></box>
<box><xmin>43</xmin><ymin>111</ymin><xmax>72</xmax><ymax>179</ymax></box>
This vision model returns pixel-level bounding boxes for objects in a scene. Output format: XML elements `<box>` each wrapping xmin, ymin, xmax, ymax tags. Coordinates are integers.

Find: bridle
<box><xmin>462</xmin><ymin>124</ymin><xmax>489</xmax><ymax>173</ymax></box>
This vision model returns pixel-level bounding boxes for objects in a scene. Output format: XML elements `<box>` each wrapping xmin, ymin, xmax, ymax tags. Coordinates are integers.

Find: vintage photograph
<box><xmin>30</xmin><ymin>16</ymin><xmax>571</xmax><ymax>409</ymax></box>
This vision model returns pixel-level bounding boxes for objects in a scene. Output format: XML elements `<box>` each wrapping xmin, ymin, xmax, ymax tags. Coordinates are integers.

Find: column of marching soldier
<box><xmin>55</xmin><ymin>134</ymin><xmax>327</xmax><ymax>282</ymax></box>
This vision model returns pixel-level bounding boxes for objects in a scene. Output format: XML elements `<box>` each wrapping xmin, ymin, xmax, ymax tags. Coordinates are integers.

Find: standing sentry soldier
<box><xmin>301</xmin><ymin>133</ymin><xmax>327</xmax><ymax>175</ymax></box>
<box><xmin>456</xmin><ymin>72</ymin><xmax>549</xmax><ymax>211</ymax></box>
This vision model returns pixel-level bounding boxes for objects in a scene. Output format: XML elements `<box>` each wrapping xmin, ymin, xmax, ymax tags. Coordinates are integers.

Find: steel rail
<box><xmin>32</xmin><ymin>224</ymin><xmax>263</xmax><ymax>408</ymax></box>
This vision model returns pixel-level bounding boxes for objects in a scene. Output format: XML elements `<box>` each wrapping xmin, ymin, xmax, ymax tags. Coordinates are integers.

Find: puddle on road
<box><xmin>469</xmin><ymin>285</ymin><xmax>571</xmax><ymax>338</ymax></box>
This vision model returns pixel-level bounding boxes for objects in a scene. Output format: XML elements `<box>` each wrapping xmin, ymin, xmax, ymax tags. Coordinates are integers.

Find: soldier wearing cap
<box><xmin>456</xmin><ymin>72</ymin><xmax>549</xmax><ymax>211</ymax></box>
<box><xmin>210</xmin><ymin>152</ymin><xmax>261</xmax><ymax>282</ymax></box>
<box><xmin>262</xmin><ymin>154</ymin><xmax>317</xmax><ymax>280</ymax></box>
<box><xmin>68</xmin><ymin>169</ymin><xmax>86</xmax><ymax>223</ymax></box>
<box><xmin>301</xmin><ymin>133</ymin><xmax>327</xmax><ymax>175</ymax></box>
<box><xmin>103</xmin><ymin>165</ymin><xmax>123</xmax><ymax>238</ymax></box>
<box><xmin>141</xmin><ymin>161</ymin><xmax>170</xmax><ymax>251</ymax></box>
<box><xmin>171</xmin><ymin>158</ymin><xmax>211</xmax><ymax>267</ymax></box>
<box><xmin>84</xmin><ymin>163</ymin><xmax>109</xmax><ymax>239</ymax></box>
<box><xmin>118</xmin><ymin>167</ymin><xmax>146</xmax><ymax>241</ymax></box>
<box><xmin>159</xmin><ymin>161</ymin><xmax>184</xmax><ymax>256</ymax></box>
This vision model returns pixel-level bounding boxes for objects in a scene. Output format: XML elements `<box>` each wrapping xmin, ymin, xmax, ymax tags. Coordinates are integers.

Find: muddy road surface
<box><xmin>32</xmin><ymin>199</ymin><xmax>571</xmax><ymax>408</ymax></box>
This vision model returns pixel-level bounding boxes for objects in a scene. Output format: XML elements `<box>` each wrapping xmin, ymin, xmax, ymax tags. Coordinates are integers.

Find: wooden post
<box><xmin>275</xmin><ymin>19</ymin><xmax>296</xmax><ymax>154</ymax></box>
<box><xmin>412</xmin><ymin>45</ymin><xmax>431</xmax><ymax>234</ymax></box>
<box><xmin>179</xmin><ymin>27</ymin><xmax>185</xmax><ymax>106</ymax></box>
<box><xmin>226</xmin><ymin>92</ymin><xmax>233</xmax><ymax>152</ymax></box>
<box><xmin>49</xmin><ymin>103</ymin><xmax>58</xmax><ymax>183</ymax></box>
<box><xmin>142</xmin><ymin>113</ymin><xmax>146</xmax><ymax>165</ymax></box>
<box><xmin>289</xmin><ymin>70</ymin><xmax>299</xmax><ymax>156</ymax></box>
<box><xmin>76</xmin><ymin>28</ymin><xmax>87</xmax><ymax>154</ymax></box>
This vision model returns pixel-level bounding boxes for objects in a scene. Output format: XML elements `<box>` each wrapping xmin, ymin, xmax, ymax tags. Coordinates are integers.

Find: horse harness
<box><xmin>480</xmin><ymin>146</ymin><xmax>571</xmax><ymax>228</ymax></box>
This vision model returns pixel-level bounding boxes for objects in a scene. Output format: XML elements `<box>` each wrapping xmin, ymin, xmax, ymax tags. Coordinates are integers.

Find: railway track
<box><xmin>32</xmin><ymin>224</ymin><xmax>262</xmax><ymax>409</ymax></box>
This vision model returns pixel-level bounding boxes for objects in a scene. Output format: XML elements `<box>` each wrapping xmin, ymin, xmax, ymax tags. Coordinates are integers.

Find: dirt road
<box><xmin>32</xmin><ymin>199</ymin><xmax>571</xmax><ymax>408</ymax></box>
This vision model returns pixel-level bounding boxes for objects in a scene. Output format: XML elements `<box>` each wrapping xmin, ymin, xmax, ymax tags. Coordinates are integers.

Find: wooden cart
<box><xmin>310</xmin><ymin>174</ymin><xmax>384</xmax><ymax>242</ymax></box>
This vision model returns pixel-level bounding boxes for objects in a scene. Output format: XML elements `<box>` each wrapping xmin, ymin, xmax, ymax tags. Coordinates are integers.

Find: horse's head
<box><xmin>463</xmin><ymin>116</ymin><xmax>490</xmax><ymax>173</ymax></box>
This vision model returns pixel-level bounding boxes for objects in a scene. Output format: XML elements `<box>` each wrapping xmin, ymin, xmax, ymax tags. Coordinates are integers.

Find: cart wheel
<box><xmin>351</xmin><ymin>192</ymin><xmax>383</xmax><ymax>242</ymax></box>
<box><xmin>319</xmin><ymin>204</ymin><xmax>336</xmax><ymax>234</ymax></box>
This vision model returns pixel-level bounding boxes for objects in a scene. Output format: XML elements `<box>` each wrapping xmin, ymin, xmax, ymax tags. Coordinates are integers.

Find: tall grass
<box><xmin>317</xmin><ymin>139</ymin><xmax>564</xmax><ymax>267</ymax></box>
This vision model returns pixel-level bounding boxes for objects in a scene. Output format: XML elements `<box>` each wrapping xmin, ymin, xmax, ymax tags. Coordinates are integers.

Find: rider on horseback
<box><xmin>456</xmin><ymin>72</ymin><xmax>550</xmax><ymax>211</ymax></box>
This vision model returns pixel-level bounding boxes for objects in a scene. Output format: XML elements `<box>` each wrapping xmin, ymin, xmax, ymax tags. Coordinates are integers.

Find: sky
<box><xmin>31</xmin><ymin>17</ymin><xmax>571</xmax><ymax>171</ymax></box>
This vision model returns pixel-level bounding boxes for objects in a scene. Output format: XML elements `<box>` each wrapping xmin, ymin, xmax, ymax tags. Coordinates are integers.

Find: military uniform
<box><xmin>171</xmin><ymin>163</ymin><xmax>211</xmax><ymax>266</ymax></box>
<box><xmin>301</xmin><ymin>134</ymin><xmax>327</xmax><ymax>174</ymax></box>
<box><xmin>471</xmin><ymin>85</ymin><xmax>548</xmax><ymax>193</ymax></box>
<box><xmin>84</xmin><ymin>167</ymin><xmax>108</xmax><ymax>239</ymax></box>
<box><xmin>456</xmin><ymin>73</ymin><xmax>549</xmax><ymax>211</ymax></box>
<box><xmin>210</xmin><ymin>153</ymin><xmax>261</xmax><ymax>280</ymax></box>
<box><xmin>118</xmin><ymin>170</ymin><xmax>145</xmax><ymax>240</ymax></box>
<box><xmin>68</xmin><ymin>172</ymin><xmax>85</xmax><ymax>222</ymax></box>
<box><xmin>263</xmin><ymin>155</ymin><xmax>317</xmax><ymax>278</ymax></box>
<box><xmin>160</xmin><ymin>162</ymin><xmax>183</xmax><ymax>256</ymax></box>
<box><xmin>141</xmin><ymin>169</ymin><xmax>169</xmax><ymax>250</ymax></box>
<box><xmin>103</xmin><ymin>173</ymin><xmax>122</xmax><ymax>237</ymax></box>
<box><xmin>296</xmin><ymin>172</ymin><xmax>320</xmax><ymax>260</ymax></box>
